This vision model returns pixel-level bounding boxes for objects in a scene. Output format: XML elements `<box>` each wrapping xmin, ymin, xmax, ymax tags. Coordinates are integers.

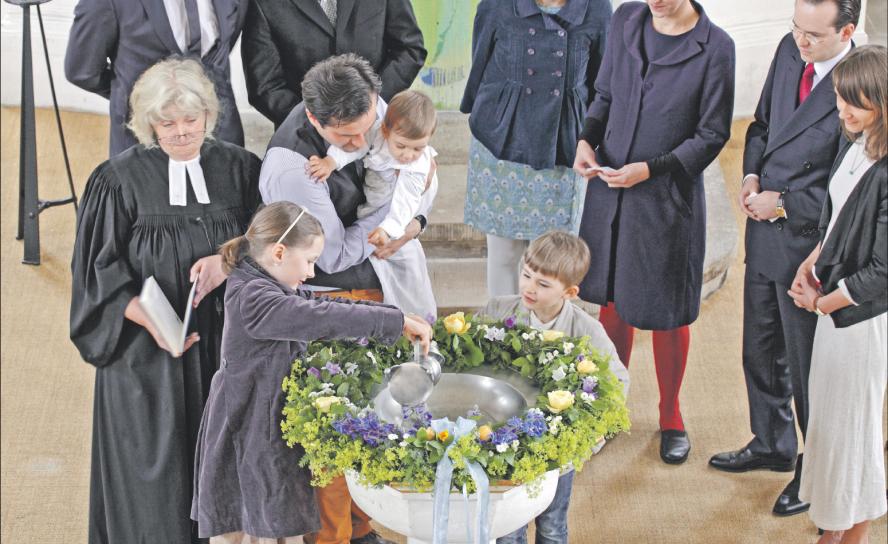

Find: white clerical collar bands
<box><xmin>275</xmin><ymin>210</ymin><xmax>307</xmax><ymax>245</ymax></box>
<box><xmin>168</xmin><ymin>156</ymin><xmax>211</xmax><ymax>206</ymax></box>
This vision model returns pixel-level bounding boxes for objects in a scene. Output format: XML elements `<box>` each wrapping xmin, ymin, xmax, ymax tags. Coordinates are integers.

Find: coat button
<box><xmin>526</xmin><ymin>88</ymin><xmax>533</xmax><ymax>95</ymax></box>
<box><xmin>552</xmin><ymin>89</ymin><xmax>561</xmax><ymax>96</ymax></box>
<box><xmin>527</xmin><ymin>68</ymin><xmax>535</xmax><ymax>76</ymax></box>
<box><xmin>554</xmin><ymin>50</ymin><xmax>564</xmax><ymax>57</ymax></box>
<box><xmin>804</xmin><ymin>161</ymin><xmax>812</xmax><ymax>169</ymax></box>
<box><xmin>527</xmin><ymin>48</ymin><xmax>535</xmax><ymax>55</ymax></box>
<box><xmin>762</xmin><ymin>169</ymin><xmax>768</xmax><ymax>177</ymax></box>
<box><xmin>557</xmin><ymin>30</ymin><xmax>565</xmax><ymax>37</ymax></box>
<box><xmin>553</xmin><ymin>70</ymin><xmax>563</xmax><ymax>77</ymax></box>
<box><xmin>529</xmin><ymin>28</ymin><xmax>536</xmax><ymax>35</ymax></box>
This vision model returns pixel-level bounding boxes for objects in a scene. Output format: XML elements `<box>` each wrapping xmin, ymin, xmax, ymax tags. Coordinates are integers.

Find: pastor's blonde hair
<box><xmin>127</xmin><ymin>57</ymin><xmax>219</xmax><ymax>147</ymax></box>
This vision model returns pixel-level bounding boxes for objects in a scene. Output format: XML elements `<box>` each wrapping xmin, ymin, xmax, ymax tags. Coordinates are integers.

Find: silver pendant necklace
<box><xmin>848</xmin><ymin>143</ymin><xmax>868</xmax><ymax>175</ymax></box>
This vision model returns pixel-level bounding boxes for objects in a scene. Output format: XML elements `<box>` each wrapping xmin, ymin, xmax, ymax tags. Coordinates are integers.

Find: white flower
<box><xmin>484</xmin><ymin>326</ymin><xmax>507</xmax><ymax>342</ymax></box>
<box><xmin>553</xmin><ymin>350</ymin><xmax>560</xmax><ymax>357</ymax></box>
<box><xmin>367</xmin><ymin>352</ymin><xmax>378</xmax><ymax>365</ymax></box>
<box><xmin>511</xmin><ymin>440</ymin><xmax>519</xmax><ymax>451</ymax></box>
<box><xmin>388</xmin><ymin>433</ymin><xmax>399</xmax><ymax>440</ymax></box>
<box><xmin>496</xmin><ymin>443</ymin><xmax>509</xmax><ymax>453</ymax></box>
<box><xmin>568</xmin><ymin>363</ymin><xmax>576</xmax><ymax>373</ymax></box>
<box><xmin>521</xmin><ymin>333</ymin><xmax>530</xmax><ymax>340</ymax></box>
<box><xmin>551</xmin><ymin>365</ymin><xmax>567</xmax><ymax>382</ymax></box>
<box><xmin>548</xmin><ymin>416</ymin><xmax>563</xmax><ymax>435</ymax></box>
<box><xmin>403</xmin><ymin>433</ymin><xmax>410</xmax><ymax>439</ymax></box>
<box><xmin>344</xmin><ymin>362</ymin><xmax>359</xmax><ymax>375</ymax></box>
<box><xmin>400</xmin><ymin>441</ymin><xmax>408</xmax><ymax>447</ymax></box>
<box><xmin>562</xmin><ymin>342</ymin><xmax>575</xmax><ymax>353</ymax></box>
<box><xmin>396</xmin><ymin>350</ymin><xmax>402</xmax><ymax>358</ymax></box>
<box><xmin>489</xmin><ymin>451</ymin><xmax>495</xmax><ymax>457</ymax></box>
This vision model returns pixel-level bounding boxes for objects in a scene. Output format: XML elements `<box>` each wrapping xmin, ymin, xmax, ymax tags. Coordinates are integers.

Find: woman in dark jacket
<box><xmin>461</xmin><ymin>0</ymin><xmax>612</xmax><ymax>297</ymax></box>
<box><xmin>573</xmin><ymin>0</ymin><xmax>734</xmax><ymax>463</ymax></box>
<box><xmin>789</xmin><ymin>45</ymin><xmax>887</xmax><ymax>544</ymax></box>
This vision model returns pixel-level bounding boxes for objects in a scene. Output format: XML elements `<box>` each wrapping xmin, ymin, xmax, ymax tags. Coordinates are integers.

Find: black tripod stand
<box><xmin>6</xmin><ymin>0</ymin><xmax>78</xmax><ymax>265</ymax></box>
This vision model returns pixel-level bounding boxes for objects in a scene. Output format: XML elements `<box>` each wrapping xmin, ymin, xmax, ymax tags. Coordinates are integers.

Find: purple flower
<box><xmin>504</xmin><ymin>316</ymin><xmax>517</xmax><ymax>329</ymax></box>
<box><xmin>324</xmin><ymin>361</ymin><xmax>341</xmax><ymax>376</ymax></box>
<box><xmin>401</xmin><ymin>403</ymin><xmax>433</xmax><ymax>432</ymax></box>
<box><xmin>576</xmin><ymin>354</ymin><xmax>585</xmax><ymax>362</ymax></box>
<box><xmin>356</xmin><ymin>337</ymin><xmax>369</xmax><ymax>347</ymax></box>
<box><xmin>492</xmin><ymin>427</ymin><xmax>519</xmax><ymax>446</ymax></box>
<box><xmin>522</xmin><ymin>413</ymin><xmax>547</xmax><ymax>438</ymax></box>
<box><xmin>332</xmin><ymin>412</ymin><xmax>399</xmax><ymax>447</ymax></box>
<box><xmin>582</xmin><ymin>376</ymin><xmax>599</xmax><ymax>394</ymax></box>
<box><xmin>307</xmin><ymin>367</ymin><xmax>321</xmax><ymax>379</ymax></box>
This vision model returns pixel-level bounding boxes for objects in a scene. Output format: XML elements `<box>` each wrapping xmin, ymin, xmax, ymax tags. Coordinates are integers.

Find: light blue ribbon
<box><xmin>430</xmin><ymin>417</ymin><xmax>490</xmax><ymax>544</ymax></box>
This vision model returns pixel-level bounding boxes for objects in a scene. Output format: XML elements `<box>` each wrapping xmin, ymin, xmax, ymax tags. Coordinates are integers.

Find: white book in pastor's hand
<box><xmin>138</xmin><ymin>276</ymin><xmax>197</xmax><ymax>357</ymax></box>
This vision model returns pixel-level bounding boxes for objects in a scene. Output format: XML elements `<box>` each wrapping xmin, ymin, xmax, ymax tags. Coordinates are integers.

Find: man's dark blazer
<box><xmin>65</xmin><ymin>0</ymin><xmax>248</xmax><ymax>157</ymax></box>
<box><xmin>743</xmin><ymin>33</ymin><xmax>850</xmax><ymax>286</ymax></box>
<box><xmin>815</xmin><ymin>139</ymin><xmax>887</xmax><ymax>328</ymax></box>
<box><xmin>241</xmin><ymin>0</ymin><xmax>427</xmax><ymax>127</ymax></box>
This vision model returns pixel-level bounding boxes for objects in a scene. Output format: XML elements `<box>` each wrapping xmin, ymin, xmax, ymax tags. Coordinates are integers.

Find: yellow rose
<box><xmin>478</xmin><ymin>425</ymin><xmax>493</xmax><ymax>442</ymax></box>
<box><xmin>314</xmin><ymin>396</ymin><xmax>341</xmax><ymax>413</ymax></box>
<box><xmin>546</xmin><ymin>390</ymin><xmax>575</xmax><ymax>413</ymax></box>
<box><xmin>541</xmin><ymin>330</ymin><xmax>565</xmax><ymax>342</ymax></box>
<box><xmin>443</xmin><ymin>312</ymin><xmax>471</xmax><ymax>334</ymax></box>
<box><xmin>577</xmin><ymin>360</ymin><xmax>598</xmax><ymax>375</ymax></box>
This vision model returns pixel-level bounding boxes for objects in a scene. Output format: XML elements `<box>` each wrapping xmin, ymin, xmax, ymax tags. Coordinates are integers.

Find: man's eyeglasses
<box><xmin>790</xmin><ymin>23</ymin><xmax>828</xmax><ymax>45</ymax></box>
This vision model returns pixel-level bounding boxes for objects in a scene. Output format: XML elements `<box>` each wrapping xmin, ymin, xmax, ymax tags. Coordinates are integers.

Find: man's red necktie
<box><xmin>798</xmin><ymin>63</ymin><xmax>815</xmax><ymax>105</ymax></box>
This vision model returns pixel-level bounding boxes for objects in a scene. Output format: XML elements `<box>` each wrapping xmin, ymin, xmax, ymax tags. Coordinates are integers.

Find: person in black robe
<box><xmin>69</xmin><ymin>58</ymin><xmax>261</xmax><ymax>544</ymax></box>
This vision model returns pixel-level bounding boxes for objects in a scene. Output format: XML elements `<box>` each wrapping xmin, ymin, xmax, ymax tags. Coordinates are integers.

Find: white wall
<box><xmin>0</xmin><ymin>0</ymin><xmax>874</xmax><ymax>119</ymax></box>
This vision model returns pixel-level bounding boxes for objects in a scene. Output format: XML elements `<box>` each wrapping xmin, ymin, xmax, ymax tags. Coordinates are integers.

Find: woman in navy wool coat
<box><xmin>574</xmin><ymin>0</ymin><xmax>734</xmax><ymax>463</ymax></box>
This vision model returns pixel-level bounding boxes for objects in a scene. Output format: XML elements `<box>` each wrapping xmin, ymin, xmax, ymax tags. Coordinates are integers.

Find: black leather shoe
<box><xmin>773</xmin><ymin>455</ymin><xmax>810</xmax><ymax>517</ymax></box>
<box><xmin>772</xmin><ymin>483</ymin><xmax>810</xmax><ymax>517</ymax></box>
<box><xmin>709</xmin><ymin>447</ymin><xmax>795</xmax><ymax>473</ymax></box>
<box><xmin>660</xmin><ymin>430</ymin><xmax>690</xmax><ymax>464</ymax></box>
<box><xmin>351</xmin><ymin>531</ymin><xmax>396</xmax><ymax>544</ymax></box>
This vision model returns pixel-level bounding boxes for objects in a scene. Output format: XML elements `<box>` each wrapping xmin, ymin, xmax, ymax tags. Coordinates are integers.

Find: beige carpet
<box><xmin>1</xmin><ymin>107</ymin><xmax>885</xmax><ymax>543</ymax></box>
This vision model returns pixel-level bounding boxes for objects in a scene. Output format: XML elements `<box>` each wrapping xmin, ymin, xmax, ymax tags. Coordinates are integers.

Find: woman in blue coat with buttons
<box><xmin>574</xmin><ymin>0</ymin><xmax>734</xmax><ymax>464</ymax></box>
<box><xmin>461</xmin><ymin>0</ymin><xmax>612</xmax><ymax>297</ymax></box>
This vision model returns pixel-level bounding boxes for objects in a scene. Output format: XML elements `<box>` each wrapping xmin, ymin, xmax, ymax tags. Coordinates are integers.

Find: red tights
<box><xmin>599</xmin><ymin>303</ymin><xmax>689</xmax><ymax>431</ymax></box>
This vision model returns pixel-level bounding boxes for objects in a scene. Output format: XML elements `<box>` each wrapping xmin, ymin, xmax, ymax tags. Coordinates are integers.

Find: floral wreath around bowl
<box><xmin>281</xmin><ymin>311</ymin><xmax>631</xmax><ymax>492</ymax></box>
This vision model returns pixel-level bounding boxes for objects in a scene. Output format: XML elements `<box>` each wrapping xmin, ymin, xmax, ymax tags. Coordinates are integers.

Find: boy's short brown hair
<box><xmin>522</xmin><ymin>231</ymin><xmax>591</xmax><ymax>287</ymax></box>
<box><xmin>382</xmin><ymin>90</ymin><xmax>437</xmax><ymax>139</ymax></box>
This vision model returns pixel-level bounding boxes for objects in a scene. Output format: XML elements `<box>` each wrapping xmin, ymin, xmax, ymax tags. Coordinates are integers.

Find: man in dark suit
<box><xmin>241</xmin><ymin>0</ymin><xmax>427</xmax><ymax>128</ymax></box>
<box><xmin>65</xmin><ymin>0</ymin><xmax>248</xmax><ymax>156</ymax></box>
<box><xmin>709</xmin><ymin>0</ymin><xmax>859</xmax><ymax>518</ymax></box>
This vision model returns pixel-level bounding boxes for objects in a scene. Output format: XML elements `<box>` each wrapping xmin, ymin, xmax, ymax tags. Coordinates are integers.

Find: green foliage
<box><xmin>281</xmin><ymin>313</ymin><xmax>630</xmax><ymax>491</ymax></box>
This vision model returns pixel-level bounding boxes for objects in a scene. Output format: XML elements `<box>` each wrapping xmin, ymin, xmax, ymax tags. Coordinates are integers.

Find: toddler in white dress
<box><xmin>308</xmin><ymin>90</ymin><xmax>438</xmax><ymax>319</ymax></box>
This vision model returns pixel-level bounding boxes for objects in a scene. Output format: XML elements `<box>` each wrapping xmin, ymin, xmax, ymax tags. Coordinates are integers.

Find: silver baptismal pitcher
<box><xmin>385</xmin><ymin>340</ymin><xmax>443</xmax><ymax>407</ymax></box>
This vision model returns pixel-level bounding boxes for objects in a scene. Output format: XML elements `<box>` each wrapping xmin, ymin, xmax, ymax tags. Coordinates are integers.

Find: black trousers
<box><xmin>742</xmin><ymin>268</ymin><xmax>818</xmax><ymax>460</ymax></box>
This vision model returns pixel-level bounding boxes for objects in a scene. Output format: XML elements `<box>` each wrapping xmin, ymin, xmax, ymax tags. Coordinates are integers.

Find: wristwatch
<box><xmin>775</xmin><ymin>194</ymin><xmax>787</xmax><ymax>219</ymax></box>
<box><xmin>414</xmin><ymin>215</ymin><xmax>428</xmax><ymax>238</ymax></box>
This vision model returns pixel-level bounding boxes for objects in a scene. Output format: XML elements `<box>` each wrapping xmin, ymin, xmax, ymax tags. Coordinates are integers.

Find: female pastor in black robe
<box><xmin>69</xmin><ymin>59</ymin><xmax>261</xmax><ymax>543</ymax></box>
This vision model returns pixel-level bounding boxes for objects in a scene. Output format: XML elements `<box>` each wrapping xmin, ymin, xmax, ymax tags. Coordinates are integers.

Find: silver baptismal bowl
<box><xmin>373</xmin><ymin>367</ymin><xmax>539</xmax><ymax>426</ymax></box>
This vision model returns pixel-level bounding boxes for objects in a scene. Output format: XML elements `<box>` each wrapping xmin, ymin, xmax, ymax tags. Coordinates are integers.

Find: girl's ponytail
<box><xmin>219</xmin><ymin>235</ymin><xmax>249</xmax><ymax>273</ymax></box>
